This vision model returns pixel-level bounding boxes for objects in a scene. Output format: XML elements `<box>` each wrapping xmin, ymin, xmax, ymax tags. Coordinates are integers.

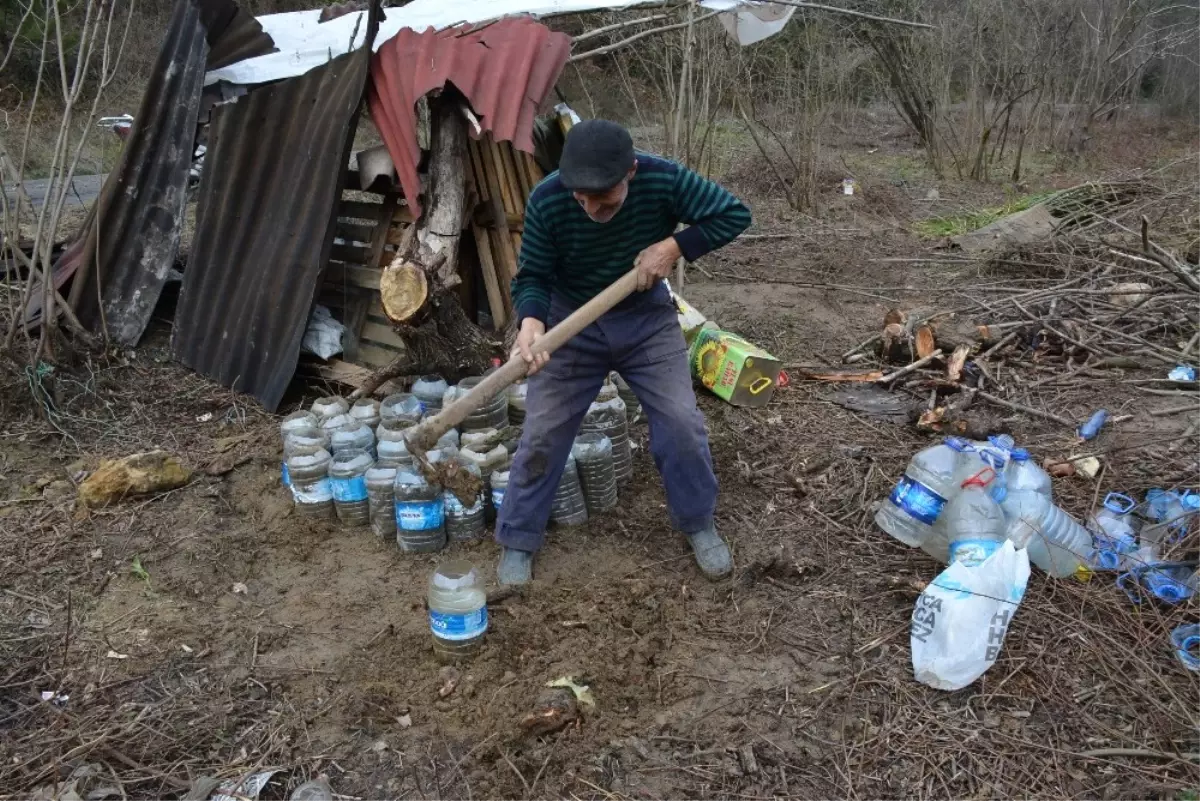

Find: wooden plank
<box><xmin>296</xmin><ymin>358</ymin><xmax>405</xmax><ymax>396</ymax></box>
<box><xmin>361</xmin><ymin>320</ymin><xmax>407</xmax><ymax>349</ymax></box>
<box><xmin>325</xmin><ymin>261</ymin><xmax>382</xmax><ymax>290</ymax></box>
<box><xmin>341</xmin><ymin>294</ymin><xmax>370</xmax><ymax>363</ymax></box>
<box><xmin>391</xmin><ymin>204</ymin><xmax>415</xmax><ymax>224</ymax></box>
<box><xmin>497</xmin><ymin>141</ymin><xmax>525</xmax><ymax>212</ymax></box>
<box><xmin>491</xmin><ymin>226</ymin><xmax>519</xmax><ymax>284</ymax></box>
<box><xmin>336</xmin><ymin>221</ymin><xmax>377</xmax><ymax>244</ymax></box>
<box><xmin>340</xmin><ymin>199</ymin><xmax>386</xmax><ymax>221</ymax></box>
<box><xmin>367</xmin><ymin>195</ymin><xmax>399</xmax><ymax>268</ymax></box>
<box><xmin>522</xmin><ymin>150</ymin><xmax>544</xmax><ymax>186</ymax></box>
<box><xmin>467</xmin><ymin>138</ymin><xmax>489</xmax><ymax>203</ymax></box>
<box><xmin>386</xmin><ymin>222</ymin><xmax>415</xmax><ymax>246</ymax></box>
<box><xmin>330</xmin><ymin>242</ymin><xmax>373</xmax><ymax>266</ymax></box>
<box><xmin>504</xmin><ymin>142</ymin><xmax>532</xmax><ymax>202</ymax></box>
<box><xmin>472</xmin><ymin>224</ymin><xmax>508</xmax><ymax>329</ymax></box>
<box><xmin>482</xmin><ymin>139</ymin><xmax>515</xmax><ymax>217</ymax></box>
<box><xmin>470</xmin><ymin>207</ymin><xmax>523</xmax><ymax>230</ymax></box>
<box><xmin>358</xmin><ymin>342</ymin><xmax>406</xmax><ymax>369</ymax></box>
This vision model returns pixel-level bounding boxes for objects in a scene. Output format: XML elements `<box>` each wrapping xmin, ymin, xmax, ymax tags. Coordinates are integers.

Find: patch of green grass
<box><xmin>913</xmin><ymin>192</ymin><xmax>1053</xmax><ymax>239</ymax></box>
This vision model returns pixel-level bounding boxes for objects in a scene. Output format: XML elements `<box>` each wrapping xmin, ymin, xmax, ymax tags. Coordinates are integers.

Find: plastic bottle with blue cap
<box><xmin>1171</xmin><ymin>623</ymin><xmax>1200</xmax><ymax>672</ymax></box>
<box><xmin>875</xmin><ymin>437</ymin><xmax>978</xmax><ymax>548</ymax></box>
<box><xmin>428</xmin><ymin>559</ymin><xmax>487</xmax><ymax>662</ymax></box>
<box><xmin>1140</xmin><ymin>490</ymin><xmax>1199</xmax><ymax>551</ymax></box>
<box><xmin>1005</xmin><ymin>447</ymin><xmax>1052</xmax><ymax>496</ymax></box>
<box><xmin>1087</xmin><ymin>492</ymin><xmax>1139</xmax><ymax>570</ymax></box>
<box><xmin>1003</xmin><ymin>490</ymin><xmax>1092</xmax><ymax>578</ymax></box>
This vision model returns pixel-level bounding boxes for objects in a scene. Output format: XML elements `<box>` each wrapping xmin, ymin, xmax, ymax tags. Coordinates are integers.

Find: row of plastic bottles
<box><xmin>878</xmin><ymin>435</ymin><xmax>1199</xmax><ymax>599</ymax></box>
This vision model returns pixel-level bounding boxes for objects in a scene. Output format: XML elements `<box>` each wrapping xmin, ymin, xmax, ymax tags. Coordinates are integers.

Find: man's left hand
<box><xmin>634</xmin><ymin>237</ymin><xmax>682</xmax><ymax>291</ymax></box>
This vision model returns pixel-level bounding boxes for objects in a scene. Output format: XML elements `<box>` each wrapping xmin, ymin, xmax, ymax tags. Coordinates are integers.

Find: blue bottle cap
<box><xmin>990</xmin><ymin>485</ymin><xmax>1008</xmax><ymax>503</ymax></box>
<box><xmin>979</xmin><ymin>449</ymin><xmax>1004</xmax><ymax>469</ymax></box>
<box><xmin>944</xmin><ymin>437</ymin><xmax>971</xmax><ymax>452</ymax></box>
<box><xmin>1009</xmin><ymin>448</ymin><xmax>1030</xmax><ymax>462</ymax></box>
<box><xmin>1182</xmin><ymin>493</ymin><xmax>1200</xmax><ymax>510</ymax></box>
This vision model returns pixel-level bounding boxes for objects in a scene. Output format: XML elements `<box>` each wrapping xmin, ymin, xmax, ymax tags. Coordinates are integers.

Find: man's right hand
<box><xmin>513</xmin><ymin>317</ymin><xmax>549</xmax><ymax>376</ymax></box>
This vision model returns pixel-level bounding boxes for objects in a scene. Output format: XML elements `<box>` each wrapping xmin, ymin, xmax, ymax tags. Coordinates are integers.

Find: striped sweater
<box><xmin>512</xmin><ymin>153</ymin><xmax>752</xmax><ymax>323</ymax></box>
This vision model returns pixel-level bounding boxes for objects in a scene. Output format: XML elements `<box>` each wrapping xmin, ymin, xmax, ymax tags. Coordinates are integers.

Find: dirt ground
<box><xmin>2</xmin><ymin>119</ymin><xmax>1198</xmax><ymax>800</ymax></box>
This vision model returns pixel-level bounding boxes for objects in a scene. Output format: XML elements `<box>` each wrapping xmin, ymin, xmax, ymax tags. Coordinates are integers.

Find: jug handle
<box><xmin>748</xmin><ymin>377</ymin><xmax>773</xmax><ymax>395</ymax></box>
<box><xmin>1104</xmin><ymin>492</ymin><xmax>1137</xmax><ymax>514</ymax></box>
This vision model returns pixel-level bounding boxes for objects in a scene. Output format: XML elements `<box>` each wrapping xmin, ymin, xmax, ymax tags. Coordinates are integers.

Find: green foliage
<box><xmin>913</xmin><ymin>192</ymin><xmax>1052</xmax><ymax>239</ymax></box>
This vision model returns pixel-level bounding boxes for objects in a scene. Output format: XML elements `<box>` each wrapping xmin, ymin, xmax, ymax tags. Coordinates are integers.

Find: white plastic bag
<box><xmin>911</xmin><ymin>540</ymin><xmax>1031</xmax><ymax>690</ymax></box>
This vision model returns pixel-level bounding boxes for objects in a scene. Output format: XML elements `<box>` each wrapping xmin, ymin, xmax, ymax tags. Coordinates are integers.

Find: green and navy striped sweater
<box><xmin>512</xmin><ymin>153</ymin><xmax>752</xmax><ymax>323</ymax></box>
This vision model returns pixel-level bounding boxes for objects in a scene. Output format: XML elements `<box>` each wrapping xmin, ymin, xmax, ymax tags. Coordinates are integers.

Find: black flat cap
<box><xmin>558</xmin><ymin>119</ymin><xmax>635</xmax><ymax>193</ymax></box>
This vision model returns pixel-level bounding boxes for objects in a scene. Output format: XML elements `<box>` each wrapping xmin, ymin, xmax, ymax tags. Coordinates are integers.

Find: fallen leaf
<box><xmin>106</xmin><ymin>650</ymin><xmax>129</xmax><ymax>660</ymax></box>
<box><xmin>196</xmin><ymin>412</ymin><xmax>214</xmax><ymax>423</ymax></box>
<box><xmin>397</xmin><ymin>713</ymin><xmax>412</xmax><ymax>729</ymax></box>
<box><xmin>89</xmin><ymin>548</ymin><xmax>103</xmax><ymax>560</ymax></box>
<box><xmin>232</xmin><ymin>582</ymin><xmax>248</xmax><ymax>595</ymax></box>
<box><xmin>180</xmin><ymin>644</ymin><xmax>194</xmax><ymax>654</ymax></box>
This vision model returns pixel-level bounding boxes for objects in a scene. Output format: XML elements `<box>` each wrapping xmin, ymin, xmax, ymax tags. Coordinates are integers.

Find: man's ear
<box><xmin>628</xmin><ymin>160</ymin><xmax>638</xmax><ymax>180</ymax></box>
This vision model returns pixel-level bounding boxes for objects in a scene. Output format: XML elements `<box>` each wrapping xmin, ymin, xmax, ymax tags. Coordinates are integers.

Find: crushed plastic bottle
<box><xmin>1140</xmin><ymin>489</ymin><xmax>1199</xmax><ymax>550</ymax></box>
<box><xmin>876</xmin><ymin>437</ymin><xmax>977</xmax><ymax>548</ymax></box>
<box><xmin>281</xmin><ymin>424</ymin><xmax>327</xmax><ymax>487</ymax></box>
<box><xmin>290</xmin><ymin>776</ymin><xmax>333</xmax><ymax>801</ymax></box>
<box><xmin>573</xmin><ymin>433</ymin><xmax>618</xmax><ymax>515</ymax></box>
<box><xmin>394</xmin><ymin>468</ymin><xmax>446</xmax><ymax>552</ymax></box>
<box><xmin>329</xmin><ymin>448</ymin><xmax>372</xmax><ymax>526</ymax></box>
<box><xmin>349</xmin><ymin>397</ymin><xmax>381</xmax><ymax>431</ymax></box>
<box><xmin>428</xmin><ymin>559</ymin><xmax>487</xmax><ymax>662</ymax></box>
<box><xmin>1118</xmin><ymin>559</ymin><xmax>1195</xmax><ymax>604</ymax></box>
<box><xmin>580</xmin><ymin>395</ymin><xmax>631</xmax><ymax>485</ymax></box>
<box><xmin>375</xmin><ymin>419</ymin><xmax>414</xmax><ymax>469</ymax></box>
<box><xmin>552</xmin><ymin>453</ymin><xmax>589</xmax><ymax>526</ymax></box>
<box><xmin>287</xmin><ymin>446</ymin><xmax>333</xmax><ymax>519</ymax></box>
<box><xmin>444</xmin><ymin>463</ymin><xmax>485</xmax><ymax>542</ymax></box>
<box><xmin>366</xmin><ymin>465</ymin><xmax>398</xmax><ymax>540</ymax></box>
<box><xmin>507</xmin><ymin>381</ymin><xmax>528</xmax><ymax>425</ymax></box>
<box><xmin>944</xmin><ymin>466</ymin><xmax>1007</xmax><ymax>567</ymax></box>
<box><xmin>611</xmin><ymin>371</ymin><xmax>641</xmax><ymax>422</ymax></box>
<box><xmin>1088</xmin><ymin>492</ymin><xmax>1139</xmax><ymax>570</ymax></box>
<box><xmin>450</xmin><ymin>376</ymin><xmax>509</xmax><ymax>431</ymax></box>
<box><xmin>412</xmin><ymin>375</ymin><xmax>449</xmax><ymax>415</ymax></box>
<box><xmin>380</xmin><ymin>392</ymin><xmax>425</xmax><ymax>426</ymax></box>
<box><xmin>311</xmin><ymin>395</ymin><xmax>349</xmax><ymax>422</ymax></box>
<box><xmin>329</xmin><ymin>418</ymin><xmax>376</xmax><ymax>457</ymax></box>
<box><xmin>490</xmin><ymin>469</ymin><xmax>509</xmax><ymax>516</ymax></box>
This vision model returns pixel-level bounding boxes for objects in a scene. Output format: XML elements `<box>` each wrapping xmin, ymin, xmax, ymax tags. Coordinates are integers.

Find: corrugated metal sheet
<box><xmin>171</xmin><ymin>41</ymin><xmax>375</xmax><ymax>411</ymax></box>
<box><xmin>368</xmin><ymin>18</ymin><xmax>570</xmax><ymax>218</ymax></box>
<box><xmin>69</xmin><ymin>0</ymin><xmax>275</xmax><ymax>346</ymax></box>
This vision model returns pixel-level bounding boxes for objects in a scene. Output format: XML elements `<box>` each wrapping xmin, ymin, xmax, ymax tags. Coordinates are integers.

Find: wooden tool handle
<box><xmin>407</xmin><ymin>268</ymin><xmax>642</xmax><ymax>449</ymax></box>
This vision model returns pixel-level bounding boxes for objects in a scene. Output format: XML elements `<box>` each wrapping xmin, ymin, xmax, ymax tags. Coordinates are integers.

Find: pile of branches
<box><xmin>835</xmin><ymin>214</ymin><xmax>1199</xmax><ymax>440</ymax></box>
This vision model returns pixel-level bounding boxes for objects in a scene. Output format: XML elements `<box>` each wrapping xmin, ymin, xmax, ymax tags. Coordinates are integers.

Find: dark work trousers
<box><xmin>495</xmin><ymin>283</ymin><xmax>718</xmax><ymax>553</ymax></box>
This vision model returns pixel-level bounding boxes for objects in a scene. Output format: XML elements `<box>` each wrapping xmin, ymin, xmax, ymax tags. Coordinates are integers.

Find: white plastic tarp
<box><xmin>205</xmin><ymin>0</ymin><xmax>798</xmax><ymax>87</ymax></box>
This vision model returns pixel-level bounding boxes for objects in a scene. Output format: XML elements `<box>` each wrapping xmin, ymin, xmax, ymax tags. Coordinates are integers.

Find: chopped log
<box><xmin>914</xmin><ymin>324</ymin><xmax>937</xmax><ymax>359</ymax></box>
<box><xmin>880</xmin><ymin>322</ymin><xmax>908</xmax><ymax>363</ymax></box>
<box><xmin>946</xmin><ymin>344</ymin><xmax>970</xmax><ymax>382</ymax></box>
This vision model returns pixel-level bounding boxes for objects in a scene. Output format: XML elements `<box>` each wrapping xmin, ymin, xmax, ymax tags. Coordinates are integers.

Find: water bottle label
<box><xmin>429</xmin><ymin>607</ymin><xmax>488</xmax><ymax>641</ymax></box>
<box><xmin>948</xmin><ymin>538</ymin><xmax>1001</xmax><ymax>568</ymax></box>
<box><xmin>396</xmin><ymin>500</ymin><xmax>444</xmax><ymax>531</ymax></box>
<box><xmin>291</xmin><ymin>478</ymin><xmax>333</xmax><ymax>504</ymax></box>
<box><xmin>445</xmin><ymin>492</ymin><xmax>483</xmax><ymax>515</ymax></box>
<box><xmin>492</xmin><ymin>488</ymin><xmax>506</xmax><ymax>509</ymax></box>
<box><xmin>889</xmin><ymin>476</ymin><xmax>946</xmax><ymax>526</ymax></box>
<box><xmin>281</xmin><ymin>461</ymin><xmax>290</xmax><ymax>487</ymax></box>
<box><xmin>331</xmin><ymin>475</ymin><xmax>368</xmax><ymax>502</ymax></box>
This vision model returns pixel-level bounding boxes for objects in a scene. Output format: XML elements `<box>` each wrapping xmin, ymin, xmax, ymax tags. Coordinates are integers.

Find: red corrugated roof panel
<box><xmin>368</xmin><ymin>18</ymin><xmax>570</xmax><ymax>218</ymax></box>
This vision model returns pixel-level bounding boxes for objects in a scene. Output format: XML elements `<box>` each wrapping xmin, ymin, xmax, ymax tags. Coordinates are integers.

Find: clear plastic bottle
<box><xmin>596</xmin><ymin>379</ymin><xmax>619</xmax><ymax>403</ymax></box>
<box><xmin>380</xmin><ymin>392</ymin><xmax>424</xmax><ymax>426</ymax></box>
<box><xmin>427</xmin><ymin>560</ymin><xmax>487</xmax><ymax>662</ymax></box>
<box><xmin>1088</xmin><ymin>492</ymin><xmax>1139</xmax><ymax>570</ymax></box>
<box><xmin>412</xmin><ymin>375</ymin><xmax>449</xmax><ymax>415</ymax></box>
<box><xmin>281</xmin><ymin>409</ymin><xmax>319</xmax><ymax>443</ymax></box>
<box><xmin>329</xmin><ymin>448</ymin><xmax>372</xmax><ymax>526</ymax></box>
<box><xmin>281</xmin><ymin>424</ymin><xmax>327</xmax><ymax>487</ymax></box>
<box><xmin>375</xmin><ymin>419</ymin><xmax>414</xmax><ymax>469</ymax></box>
<box><xmin>1006</xmin><ymin>448</ymin><xmax>1051</xmax><ymax>496</ymax></box>
<box><xmin>1140</xmin><ymin>490</ymin><xmax>1199</xmax><ymax>550</ymax></box>
<box><xmin>507</xmin><ymin>382</ymin><xmax>528</xmax><ymax>425</ymax></box>
<box><xmin>579</xmin><ymin>395</ymin><xmax>631</xmax><ymax>485</ymax></box>
<box><xmin>437</xmin><ymin>429</ymin><xmax>460</xmax><ymax>450</ymax></box>
<box><xmin>552</xmin><ymin>453</ymin><xmax>589</xmax><ymax>526</ymax></box>
<box><xmin>329</xmin><ymin>418</ymin><xmax>376</xmax><ymax>457</ymax></box>
<box><xmin>444</xmin><ymin>463</ymin><xmax>486</xmax><ymax>542</ymax></box>
<box><xmin>573</xmin><ymin>433</ymin><xmax>618</xmax><ymax>515</ymax></box>
<box><xmin>287</xmin><ymin>445</ymin><xmax>333</xmax><ymax>519</ymax></box>
<box><xmin>290</xmin><ymin>776</ymin><xmax>333</xmax><ymax>801</ymax></box>
<box><xmin>394</xmin><ymin>468</ymin><xmax>446</xmax><ymax>552</ymax></box>
<box><xmin>349</xmin><ymin>397</ymin><xmax>381</xmax><ymax>431</ymax></box>
<box><xmin>461</xmin><ymin>427</ymin><xmax>507</xmax><ymax>452</ymax></box>
<box><xmin>876</xmin><ymin>437</ymin><xmax>977</xmax><ymax>547</ymax></box>
<box><xmin>1005</xmin><ymin>491</ymin><xmax>1093</xmax><ymax>578</ymax></box>
<box><xmin>311</xmin><ymin>395</ymin><xmax>349</xmax><ymax>422</ymax></box>
<box><xmin>366</xmin><ymin>465</ymin><xmax>398</xmax><ymax>540</ymax></box>
<box><xmin>943</xmin><ymin>470</ymin><xmax>1007</xmax><ymax>567</ymax></box>
<box><xmin>320</xmin><ymin>411</ymin><xmax>355</xmax><ymax>433</ymax></box>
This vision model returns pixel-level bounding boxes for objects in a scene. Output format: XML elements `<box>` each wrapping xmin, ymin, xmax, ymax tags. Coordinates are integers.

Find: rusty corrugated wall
<box><xmin>369</xmin><ymin>18</ymin><xmax>571</xmax><ymax>218</ymax></box>
<box><xmin>68</xmin><ymin>0</ymin><xmax>274</xmax><ymax>347</ymax></box>
<box><xmin>171</xmin><ymin>41</ymin><xmax>375</xmax><ymax>410</ymax></box>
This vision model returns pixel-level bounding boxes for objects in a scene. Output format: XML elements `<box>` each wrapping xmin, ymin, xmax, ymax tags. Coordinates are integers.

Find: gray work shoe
<box><xmin>497</xmin><ymin>546</ymin><xmax>534</xmax><ymax>586</ymax></box>
<box><xmin>686</xmin><ymin>524</ymin><xmax>732</xmax><ymax>580</ymax></box>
